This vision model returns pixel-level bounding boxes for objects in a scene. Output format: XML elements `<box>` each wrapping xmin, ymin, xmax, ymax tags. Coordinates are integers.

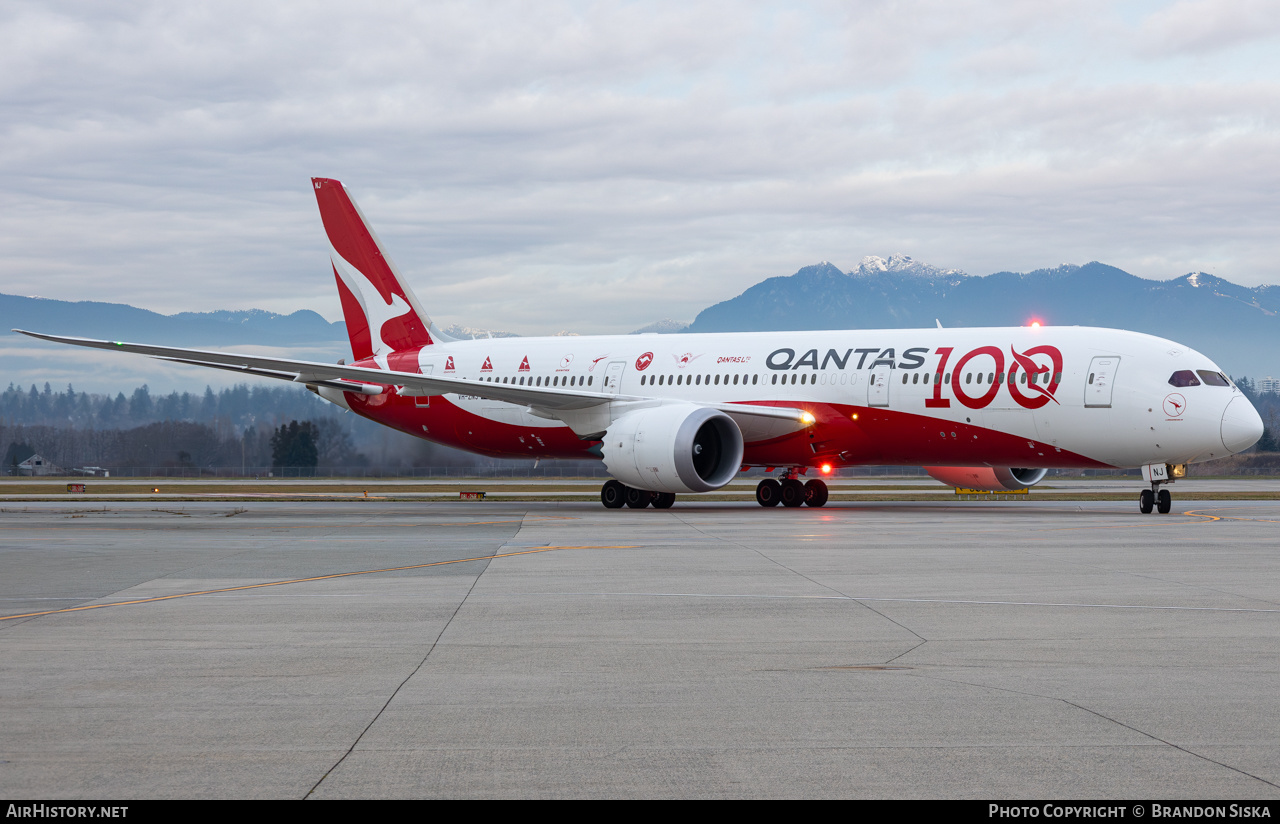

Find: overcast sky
<box><xmin>3</xmin><ymin>0</ymin><xmax>1279</xmax><ymax>338</ymax></box>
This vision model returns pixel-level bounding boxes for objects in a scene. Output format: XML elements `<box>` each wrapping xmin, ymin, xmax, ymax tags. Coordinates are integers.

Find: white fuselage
<box><xmin>377</xmin><ymin>324</ymin><xmax>1255</xmax><ymax>469</ymax></box>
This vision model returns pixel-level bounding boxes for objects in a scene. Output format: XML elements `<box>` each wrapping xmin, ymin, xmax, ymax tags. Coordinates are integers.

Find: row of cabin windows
<box><xmin>903</xmin><ymin>371</ymin><xmax>1062</xmax><ymax>386</ymax></box>
<box><xmin>641</xmin><ymin>373</ymin><xmax>760</xmax><ymax>386</ymax></box>
<box><xmin>479</xmin><ymin>375</ymin><xmax>593</xmax><ymax>387</ymax></box>
<box><xmin>636</xmin><ymin>371</ymin><xmax>1062</xmax><ymax>388</ymax></box>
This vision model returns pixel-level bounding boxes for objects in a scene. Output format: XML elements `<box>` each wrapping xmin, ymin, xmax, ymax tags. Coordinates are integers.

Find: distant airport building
<box><xmin>17</xmin><ymin>453</ymin><xmax>58</xmax><ymax>476</ymax></box>
<box><xmin>1259</xmin><ymin>377</ymin><xmax>1279</xmax><ymax>394</ymax></box>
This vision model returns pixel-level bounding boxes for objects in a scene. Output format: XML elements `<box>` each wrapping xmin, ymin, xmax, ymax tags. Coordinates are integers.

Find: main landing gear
<box><xmin>755</xmin><ymin>472</ymin><xmax>827</xmax><ymax>508</ymax></box>
<box><xmin>1138</xmin><ymin>483</ymin><xmax>1172</xmax><ymax>515</ymax></box>
<box><xmin>600</xmin><ymin>479</ymin><xmax>675</xmax><ymax>510</ymax></box>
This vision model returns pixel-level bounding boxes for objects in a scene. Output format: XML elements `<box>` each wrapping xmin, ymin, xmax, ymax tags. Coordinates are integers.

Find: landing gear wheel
<box><xmin>601</xmin><ymin>480</ymin><xmax>626</xmax><ymax>509</ymax></box>
<box><xmin>625</xmin><ymin>486</ymin><xmax>652</xmax><ymax>509</ymax></box>
<box><xmin>804</xmin><ymin>479</ymin><xmax>829</xmax><ymax>508</ymax></box>
<box><xmin>653</xmin><ymin>492</ymin><xmax>676</xmax><ymax>509</ymax></box>
<box><xmin>1157</xmin><ymin>488</ymin><xmax>1172</xmax><ymax>514</ymax></box>
<box><xmin>1139</xmin><ymin>488</ymin><xmax>1154</xmax><ymax>514</ymax></box>
<box><xmin>756</xmin><ymin>479</ymin><xmax>782</xmax><ymax>507</ymax></box>
<box><xmin>780</xmin><ymin>478</ymin><xmax>806</xmax><ymax>507</ymax></box>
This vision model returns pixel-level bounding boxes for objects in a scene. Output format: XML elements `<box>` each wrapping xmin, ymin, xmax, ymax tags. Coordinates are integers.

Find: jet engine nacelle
<box><xmin>924</xmin><ymin>466</ymin><xmax>1048</xmax><ymax>491</ymax></box>
<box><xmin>601</xmin><ymin>404</ymin><xmax>745</xmax><ymax>493</ymax></box>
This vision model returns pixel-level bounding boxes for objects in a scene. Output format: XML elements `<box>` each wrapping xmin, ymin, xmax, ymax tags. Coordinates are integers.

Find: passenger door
<box><xmin>1085</xmin><ymin>356</ymin><xmax>1120</xmax><ymax>408</ymax></box>
<box><xmin>602</xmin><ymin>360</ymin><xmax>626</xmax><ymax>395</ymax></box>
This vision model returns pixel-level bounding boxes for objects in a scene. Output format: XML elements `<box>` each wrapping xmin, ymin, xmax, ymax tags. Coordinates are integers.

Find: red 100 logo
<box><xmin>927</xmin><ymin>345</ymin><xmax>1064</xmax><ymax>410</ymax></box>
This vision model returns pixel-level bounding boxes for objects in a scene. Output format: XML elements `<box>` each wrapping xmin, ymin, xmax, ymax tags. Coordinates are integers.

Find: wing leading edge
<box><xmin>13</xmin><ymin>330</ymin><xmax>809</xmax><ymax>427</ymax></box>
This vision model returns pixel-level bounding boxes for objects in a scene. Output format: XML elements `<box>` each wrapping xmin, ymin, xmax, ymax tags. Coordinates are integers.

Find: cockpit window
<box><xmin>1196</xmin><ymin>370</ymin><xmax>1230</xmax><ymax>387</ymax></box>
<box><xmin>1168</xmin><ymin>370</ymin><xmax>1200</xmax><ymax>387</ymax></box>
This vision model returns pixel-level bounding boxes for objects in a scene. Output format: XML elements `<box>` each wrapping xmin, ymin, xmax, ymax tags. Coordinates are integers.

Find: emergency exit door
<box><xmin>1085</xmin><ymin>356</ymin><xmax>1119</xmax><ymax>408</ymax></box>
<box><xmin>867</xmin><ymin>368</ymin><xmax>891</xmax><ymax>407</ymax></box>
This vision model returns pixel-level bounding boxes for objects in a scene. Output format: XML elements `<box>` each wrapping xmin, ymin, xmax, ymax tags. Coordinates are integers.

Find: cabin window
<box><xmin>1088</xmin><ymin>373</ymin><xmax>1095</xmax><ymax>384</ymax></box>
<box><xmin>965</xmin><ymin>373</ymin><xmax>972</xmax><ymax>384</ymax></box>
<box><xmin>658</xmin><ymin>375</ymin><xmax>664</xmax><ymax>386</ymax></box>
<box><xmin>902</xmin><ymin>374</ymin><xmax>909</xmax><ymax>385</ymax></box>
<box><xmin>752</xmin><ymin>374</ymin><xmax>758</xmax><ymax>385</ymax></box>
<box><xmin>588</xmin><ymin>377</ymin><xmax>593</xmax><ymax>386</ymax></box>
<box><xmin>1196</xmin><ymin>370</ymin><xmax>1230</xmax><ymax>387</ymax></box>
<box><xmin>714</xmin><ymin>375</ymin><xmax>720</xmax><ymax>385</ymax></box>
<box><xmin>1053</xmin><ymin>372</ymin><xmax>1062</xmax><ymax>384</ymax></box>
<box><xmin>733</xmin><ymin>374</ymin><xmax>739</xmax><ymax>385</ymax></box>
<box><xmin>771</xmin><ymin>375</ymin><xmax>777</xmax><ymax>385</ymax></box>
<box><xmin>696</xmin><ymin>375</ymin><xmax>702</xmax><ymax>385</ymax></box>
<box><xmin>944</xmin><ymin>372</ymin><xmax>951</xmax><ymax>383</ymax></box>
<box><xmin>791</xmin><ymin>374</ymin><xmax>797</xmax><ymax>385</ymax></box>
<box><xmin>987</xmin><ymin>372</ymin><xmax>994</xmax><ymax>384</ymax></box>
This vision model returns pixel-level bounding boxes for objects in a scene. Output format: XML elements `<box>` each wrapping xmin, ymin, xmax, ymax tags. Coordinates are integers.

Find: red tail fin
<box><xmin>312</xmin><ymin>178</ymin><xmax>434</xmax><ymax>361</ymax></box>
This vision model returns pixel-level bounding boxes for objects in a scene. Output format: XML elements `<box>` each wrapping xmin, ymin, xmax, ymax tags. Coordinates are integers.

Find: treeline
<box><xmin>0</xmin><ymin>381</ymin><xmax>520</xmax><ymax>471</ymax></box>
<box><xmin>2</xmin><ymin>418</ymin><xmax>362</xmax><ymax>471</ymax></box>
<box><xmin>1</xmin><ymin>381</ymin><xmax>330</xmax><ymax>429</ymax></box>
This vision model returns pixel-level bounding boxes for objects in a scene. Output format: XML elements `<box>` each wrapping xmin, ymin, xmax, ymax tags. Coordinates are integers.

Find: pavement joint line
<box><xmin>476</xmin><ymin>590</ymin><xmax>1280</xmax><ymax>614</ymax></box>
<box><xmin>1059</xmin><ymin>700</ymin><xmax>1280</xmax><ymax>790</ymax></box>
<box><xmin>908</xmin><ymin>671</ymin><xmax>1280</xmax><ymax>790</ymax></box>
<box><xmin>0</xmin><ymin>516</ymin><xmax>581</xmax><ymax>532</ymax></box>
<box><xmin>0</xmin><ymin>545</ymin><xmax>638</xmax><ymax>623</ymax></box>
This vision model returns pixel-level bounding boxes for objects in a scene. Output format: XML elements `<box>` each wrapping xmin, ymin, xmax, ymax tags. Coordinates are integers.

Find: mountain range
<box><xmin>686</xmin><ymin>261</ymin><xmax>1279</xmax><ymax>379</ymax></box>
<box><xmin>3</xmin><ymin>258</ymin><xmax>1277</xmax><ymax>388</ymax></box>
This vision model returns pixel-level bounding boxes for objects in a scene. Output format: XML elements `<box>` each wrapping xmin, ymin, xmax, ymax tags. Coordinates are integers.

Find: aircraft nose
<box><xmin>1221</xmin><ymin>395</ymin><xmax>1264</xmax><ymax>453</ymax></box>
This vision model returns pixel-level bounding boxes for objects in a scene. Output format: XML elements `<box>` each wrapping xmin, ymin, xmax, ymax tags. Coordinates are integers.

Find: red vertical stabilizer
<box><xmin>312</xmin><ymin>178</ymin><xmax>434</xmax><ymax>362</ymax></box>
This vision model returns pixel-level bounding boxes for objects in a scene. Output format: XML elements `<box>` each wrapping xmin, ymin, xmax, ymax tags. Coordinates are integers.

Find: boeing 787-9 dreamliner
<box><xmin>17</xmin><ymin>178</ymin><xmax>1265</xmax><ymax>512</ymax></box>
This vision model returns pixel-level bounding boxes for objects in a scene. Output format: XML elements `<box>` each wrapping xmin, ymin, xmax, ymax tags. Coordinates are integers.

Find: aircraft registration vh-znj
<box><xmin>17</xmin><ymin>178</ymin><xmax>1265</xmax><ymax>513</ymax></box>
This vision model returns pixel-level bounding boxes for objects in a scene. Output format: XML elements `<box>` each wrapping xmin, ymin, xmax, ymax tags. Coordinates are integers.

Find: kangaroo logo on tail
<box><xmin>331</xmin><ymin>249</ymin><xmax>415</xmax><ymax>369</ymax></box>
<box><xmin>312</xmin><ymin>178</ymin><xmax>436</xmax><ymax>364</ymax></box>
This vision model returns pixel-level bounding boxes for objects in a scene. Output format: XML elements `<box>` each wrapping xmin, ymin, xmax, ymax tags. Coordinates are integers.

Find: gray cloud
<box><xmin>2</xmin><ymin>0</ymin><xmax>1278</xmax><ymax>354</ymax></box>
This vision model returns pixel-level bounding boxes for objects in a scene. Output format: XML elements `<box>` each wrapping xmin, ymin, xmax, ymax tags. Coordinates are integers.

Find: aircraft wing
<box><xmin>14</xmin><ymin>330</ymin><xmax>809</xmax><ymax>424</ymax></box>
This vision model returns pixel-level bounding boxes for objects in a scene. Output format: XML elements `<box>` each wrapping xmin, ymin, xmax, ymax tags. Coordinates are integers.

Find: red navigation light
<box><xmin>820</xmin><ymin>463</ymin><xmax>833</xmax><ymax>475</ymax></box>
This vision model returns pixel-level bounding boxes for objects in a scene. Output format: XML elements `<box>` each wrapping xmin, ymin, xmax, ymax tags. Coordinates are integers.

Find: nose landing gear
<box><xmin>1139</xmin><ymin>483</ymin><xmax>1172</xmax><ymax>514</ymax></box>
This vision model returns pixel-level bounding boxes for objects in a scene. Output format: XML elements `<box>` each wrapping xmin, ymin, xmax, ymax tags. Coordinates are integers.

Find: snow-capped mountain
<box><xmin>849</xmin><ymin>255</ymin><xmax>967</xmax><ymax>279</ymax></box>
